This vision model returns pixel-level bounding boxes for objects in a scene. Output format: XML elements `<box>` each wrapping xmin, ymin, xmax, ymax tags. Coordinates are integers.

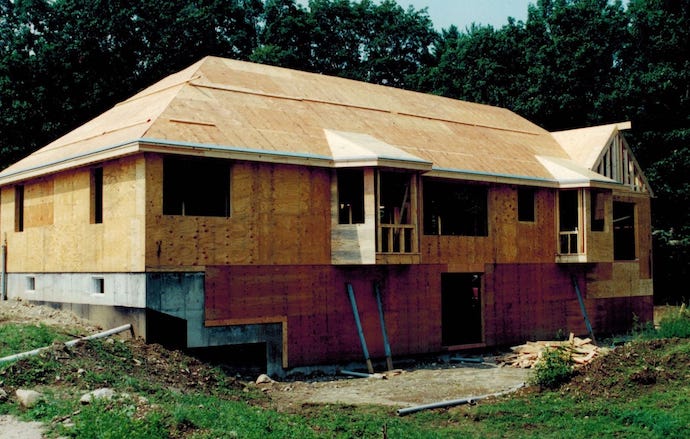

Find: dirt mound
<box><xmin>1</xmin><ymin>337</ymin><xmax>244</xmax><ymax>397</ymax></box>
<box><xmin>0</xmin><ymin>298</ymin><xmax>100</xmax><ymax>333</ymax></box>
<box><xmin>562</xmin><ymin>338</ymin><xmax>690</xmax><ymax>399</ymax></box>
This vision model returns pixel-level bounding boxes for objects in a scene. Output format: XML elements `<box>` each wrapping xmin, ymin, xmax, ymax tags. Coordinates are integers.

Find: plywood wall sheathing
<box><xmin>145</xmin><ymin>155</ymin><xmax>331</xmax><ymax>269</ymax></box>
<box><xmin>1</xmin><ymin>156</ymin><xmax>146</xmax><ymax>272</ymax></box>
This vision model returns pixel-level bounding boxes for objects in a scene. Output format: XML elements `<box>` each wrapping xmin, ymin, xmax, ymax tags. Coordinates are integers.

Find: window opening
<box><xmin>517</xmin><ymin>187</ymin><xmax>535</xmax><ymax>222</ymax></box>
<box><xmin>377</xmin><ymin>171</ymin><xmax>416</xmax><ymax>253</ymax></box>
<box><xmin>337</xmin><ymin>169</ymin><xmax>365</xmax><ymax>224</ymax></box>
<box><xmin>15</xmin><ymin>185</ymin><xmax>24</xmax><ymax>232</ymax></box>
<box><xmin>559</xmin><ymin>190</ymin><xmax>580</xmax><ymax>254</ymax></box>
<box><xmin>25</xmin><ymin>276</ymin><xmax>35</xmax><ymax>292</ymax></box>
<box><xmin>163</xmin><ymin>156</ymin><xmax>230</xmax><ymax>217</ymax></box>
<box><xmin>423</xmin><ymin>179</ymin><xmax>488</xmax><ymax>236</ymax></box>
<box><xmin>91</xmin><ymin>167</ymin><xmax>103</xmax><ymax>224</ymax></box>
<box><xmin>92</xmin><ymin>277</ymin><xmax>105</xmax><ymax>295</ymax></box>
<box><xmin>590</xmin><ymin>190</ymin><xmax>606</xmax><ymax>232</ymax></box>
<box><xmin>613</xmin><ymin>202</ymin><xmax>635</xmax><ymax>260</ymax></box>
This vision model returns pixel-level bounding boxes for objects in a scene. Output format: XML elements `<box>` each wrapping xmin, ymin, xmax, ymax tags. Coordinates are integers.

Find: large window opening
<box><xmin>613</xmin><ymin>202</ymin><xmax>636</xmax><ymax>260</ymax></box>
<box><xmin>91</xmin><ymin>167</ymin><xmax>103</xmax><ymax>224</ymax></box>
<box><xmin>163</xmin><ymin>156</ymin><xmax>230</xmax><ymax>217</ymax></box>
<box><xmin>337</xmin><ymin>169</ymin><xmax>364</xmax><ymax>224</ymax></box>
<box><xmin>423</xmin><ymin>179</ymin><xmax>488</xmax><ymax>236</ymax></box>
<box><xmin>517</xmin><ymin>187</ymin><xmax>535</xmax><ymax>222</ymax></box>
<box><xmin>14</xmin><ymin>185</ymin><xmax>24</xmax><ymax>232</ymax></box>
<box><xmin>559</xmin><ymin>190</ymin><xmax>580</xmax><ymax>254</ymax></box>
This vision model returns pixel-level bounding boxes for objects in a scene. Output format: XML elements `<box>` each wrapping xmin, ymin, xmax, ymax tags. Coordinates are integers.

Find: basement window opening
<box><xmin>92</xmin><ymin>277</ymin><xmax>105</xmax><ymax>295</ymax></box>
<box><xmin>163</xmin><ymin>156</ymin><xmax>231</xmax><ymax>217</ymax></box>
<box><xmin>337</xmin><ymin>169</ymin><xmax>365</xmax><ymax>224</ymax></box>
<box><xmin>423</xmin><ymin>179</ymin><xmax>488</xmax><ymax>236</ymax></box>
<box><xmin>25</xmin><ymin>276</ymin><xmax>35</xmax><ymax>292</ymax></box>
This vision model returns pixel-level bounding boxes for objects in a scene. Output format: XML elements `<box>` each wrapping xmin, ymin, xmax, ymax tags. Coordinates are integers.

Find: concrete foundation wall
<box><xmin>7</xmin><ymin>273</ymin><xmax>146</xmax><ymax>308</ymax></box>
<box><xmin>146</xmin><ymin>272</ymin><xmax>284</xmax><ymax>376</ymax></box>
<box><xmin>24</xmin><ymin>300</ymin><xmax>146</xmax><ymax>339</ymax></box>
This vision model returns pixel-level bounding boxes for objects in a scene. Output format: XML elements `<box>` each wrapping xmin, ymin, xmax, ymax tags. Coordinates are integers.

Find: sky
<box><xmin>398</xmin><ymin>0</ymin><xmax>533</xmax><ymax>30</ymax></box>
<box><xmin>296</xmin><ymin>0</ymin><xmax>535</xmax><ymax>31</ymax></box>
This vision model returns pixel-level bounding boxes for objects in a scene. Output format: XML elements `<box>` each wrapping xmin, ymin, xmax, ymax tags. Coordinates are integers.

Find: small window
<box><xmin>91</xmin><ymin>167</ymin><xmax>103</xmax><ymax>224</ymax></box>
<box><xmin>92</xmin><ymin>277</ymin><xmax>105</xmax><ymax>295</ymax></box>
<box><xmin>15</xmin><ymin>185</ymin><xmax>24</xmax><ymax>232</ymax></box>
<box><xmin>517</xmin><ymin>187</ymin><xmax>535</xmax><ymax>222</ymax></box>
<box><xmin>590</xmin><ymin>190</ymin><xmax>606</xmax><ymax>232</ymax></box>
<box><xmin>163</xmin><ymin>156</ymin><xmax>230</xmax><ymax>217</ymax></box>
<box><xmin>424</xmin><ymin>179</ymin><xmax>488</xmax><ymax>236</ymax></box>
<box><xmin>25</xmin><ymin>276</ymin><xmax>35</xmax><ymax>292</ymax></box>
<box><xmin>337</xmin><ymin>169</ymin><xmax>365</xmax><ymax>224</ymax></box>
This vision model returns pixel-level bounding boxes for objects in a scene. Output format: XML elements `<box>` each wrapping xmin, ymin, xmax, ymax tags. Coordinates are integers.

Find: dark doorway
<box><xmin>441</xmin><ymin>273</ymin><xmax>482</xmax><ymax>346</ymax></box>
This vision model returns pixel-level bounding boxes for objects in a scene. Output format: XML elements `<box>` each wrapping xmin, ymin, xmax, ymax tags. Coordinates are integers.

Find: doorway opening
<box><xmin>441</xmin><ymin>273</ymin><xmax>483</xmax><ymax>346</ymax></box>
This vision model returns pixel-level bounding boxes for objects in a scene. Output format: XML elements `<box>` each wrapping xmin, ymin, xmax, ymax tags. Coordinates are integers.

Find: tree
<box><xmin>251</xmin><ymin>0</ymin><xmax>313</xmax><ymax>70</ymax></box>
<box><xmin>419</xmin><ymin>20</ymin><xmax>528</xmax><ymax>109</ymax></box>
<box><xmin>515</xmin><ymin>0</ymin><xmax>628</xmax><ymax>130</ymax></box>
<box><xmin>619</xmin><ymin>0</ymin><xmax>690</xmax><ymax>302</ymax></box>
<box><xmin>0</xmin><ymin>0</ymin><xmax>264</xmax><ymax>168</ymax></box>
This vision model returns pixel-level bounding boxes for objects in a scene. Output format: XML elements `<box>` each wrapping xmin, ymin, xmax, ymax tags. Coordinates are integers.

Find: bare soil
<box><xmin>261</xmin><ymin>362</ymin><xmax>531</xmax><ymax>412</ymax></box>
<box><xmin>0</xmin><ymin>298</ymin><xmax>531</xmax><ymax>414</ymax></box>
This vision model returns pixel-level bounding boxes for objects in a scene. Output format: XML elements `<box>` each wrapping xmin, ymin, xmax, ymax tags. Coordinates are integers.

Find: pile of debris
<box><xmin>499</xmin><ymin>333</ymin><xmax>606</xmax><ymax>368</ymax></box>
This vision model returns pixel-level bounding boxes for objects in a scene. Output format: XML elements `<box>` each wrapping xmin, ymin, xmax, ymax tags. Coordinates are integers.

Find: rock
<box><xmin>255</xmin><ymin>374</ymin><xmax>275</xmax><ymax>384</ymax></box>
<box><xmin>0</xmin><ymin>388</ymin><xmax>7</xmax><ymax>401</ymax></box>
<box><xmin>80</xmin><ymin>388</ymin><xmax>116</xmax><ymax>404</ymax></box>
<box><xmin>15</xmin><ymin>389</ymin><xmax>43</xmax><ymax>408</ymax></box>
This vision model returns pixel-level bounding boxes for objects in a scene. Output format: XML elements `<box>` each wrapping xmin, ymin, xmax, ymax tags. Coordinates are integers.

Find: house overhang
<box><xmin>0</xmin><ymin>139</ymin><xmax>626</xmax><ymax>192</ymax></box>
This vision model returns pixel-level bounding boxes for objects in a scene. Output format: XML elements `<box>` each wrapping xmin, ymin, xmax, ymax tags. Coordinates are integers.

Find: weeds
<box><xmin>654</xmin><ymin>305</ymin><xmax>690</xmax><ymax>339</ymax></box>
<box><xmin>531</xmin><ymin>346</ymin><xmax>574</xmax><ymax>389</ymax></box>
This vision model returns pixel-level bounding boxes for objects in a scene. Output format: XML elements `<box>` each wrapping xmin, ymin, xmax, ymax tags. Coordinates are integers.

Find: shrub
<box><xmin>531</xmin><ymin>347</ymin><xmax>574</xmax><ymax>389</ymax></box>
<box><xmin>656</xmin><ymin>308</ymin><xmax>690</xmax><ymax>339</ymax></box>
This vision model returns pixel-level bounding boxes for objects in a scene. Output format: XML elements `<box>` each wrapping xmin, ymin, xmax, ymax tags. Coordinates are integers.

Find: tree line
<box><xmin>1</xmin><ymin>0</ymin><xmax>688</xmax><ymax>301</ymax></box>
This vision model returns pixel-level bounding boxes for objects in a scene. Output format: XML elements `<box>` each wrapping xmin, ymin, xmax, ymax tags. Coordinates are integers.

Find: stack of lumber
<box><xmin>498</xmin><ymin>333</ymin><xmax>604</xmax><ymax>368</ymax></box>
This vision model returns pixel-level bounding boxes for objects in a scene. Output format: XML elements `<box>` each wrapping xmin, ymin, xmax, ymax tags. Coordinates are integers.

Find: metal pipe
<box><xmin>346</xmin><ymin>283</ymin><xmax>374</xmax><ymax>374</ymax></box>
<box><xmin>1</xmin><ymin>235</ymin><xmax>7</xmax><ymax>301</ymax></box>
<box><xmin>571</xmin><ymin>274</ymin><xmax>596</xmax><ymax>344</ymax></box>
<box><xmin>396</xmin><ymin>382</ymin><xmax>525</xmax><ymax>416</ymax></box>
<box><xmin>0</xmin><ymin>323</ymin><xmax>133</xmax><ymax>363</ymax></box>
<box><xmin>449</xmin><ymin>356</ymin><xmax>484</xmax><ymax>364</ymax></box>
<box><xmin>340</xmin><ymin>369</ymin><xmax>380</xmax><ymax>379</ymax></box>
<box><xmin>374</xmin><ymin>282</ymin><xmax>393</xmax><ymax>371</ymax></box>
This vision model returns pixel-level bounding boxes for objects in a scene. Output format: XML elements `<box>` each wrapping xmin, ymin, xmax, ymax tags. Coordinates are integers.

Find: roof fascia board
<box><xmin>0</xmin><ymin>142</ymin><xmax>141</xmax><ymax>185</ymax></box>
<box><xmin>428</xmin><ymin>167</ymin><xmax>626</xmax><ymax>190</ymax></box>
<box><xmin>138</xmin><ymin>138</ymin><xmax>333</xmax><ymax>167</ymax></box>
<box><xmin>428</xmin><ymin>167</ymin><xmax>560</xmax><ymax>187</ymax></box>
<box><xmin>140</xmin><ymin>139</ymin><xmax>433</xmax><ymax>171</ymax></box>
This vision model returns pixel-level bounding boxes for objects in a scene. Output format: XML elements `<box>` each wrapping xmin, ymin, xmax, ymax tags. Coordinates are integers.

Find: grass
<box><xmin>0</xmin><ymin>312</ymin><xmax>689</xmax><ymax>438</ymax></box>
